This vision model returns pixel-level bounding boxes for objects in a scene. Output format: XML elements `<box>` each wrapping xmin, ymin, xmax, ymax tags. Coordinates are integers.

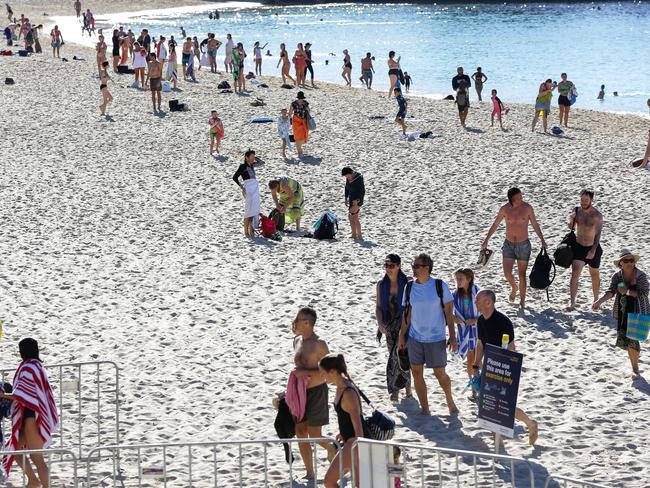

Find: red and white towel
<box><xmin>2</xmin><ymin>359</ymin><xmax>59</xmax><ymax>475</ymax></box>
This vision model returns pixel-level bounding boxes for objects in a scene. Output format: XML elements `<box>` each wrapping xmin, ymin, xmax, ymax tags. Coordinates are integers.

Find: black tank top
<box><xmin>334</xmin><ymin>387</ymin><xmax>361</xmax><ymax>442</ymax></box>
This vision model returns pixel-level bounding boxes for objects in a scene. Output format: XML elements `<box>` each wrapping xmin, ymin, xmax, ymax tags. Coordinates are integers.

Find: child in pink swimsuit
<box><xmin>491</xmin><ymin>89</ymin><xmax>507</xmax><ymax>129</ymax></box>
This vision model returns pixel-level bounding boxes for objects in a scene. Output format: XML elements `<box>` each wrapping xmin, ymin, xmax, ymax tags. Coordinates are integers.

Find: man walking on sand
<box><xmin>146</xmin><ymin>53</ymin><xmax>163</xmax><ymax>112</ymax></box>
<box><xmin>567</xmin><ymin>190</ymin><xmax>603</xmax><ymax>310</ymax></box>
<box><xmin>399</xmin><ymin>253</ymin><xmax>458</xmax><ymax>416</ymax></box>
<box><xmin>360</xmin><ymin>52</ymin><xmax>374</xmax><ymax>89</ymax></box>
<box><xmin>482</xmin><ymin>188</ymin><xmax>546</xmax><ymax>308</ymax></box>
<box><xmin>473</xmin><ymin>290</ymin><xmax>539</xmax><ymax>445</ymax></box>
<box><xmin>291</xmin><ymin>307</ymin><xmax>337</xmax><ymax>481</ymax></box>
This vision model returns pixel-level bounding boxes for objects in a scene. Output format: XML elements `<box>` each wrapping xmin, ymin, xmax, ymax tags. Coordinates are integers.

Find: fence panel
<box><xmin>0</xmin><ymin>448</ymin><xmax>77</xmax><ymax>488</ymax></box>
<box><xmin>1</xmin><ymin>361</ymin><xmax>120</xmax><ymax>460</ymax></box>
<box><xmin>351</xmin><ymin>438</ymin><xmax>536</xmax><ymax>487</ymax></box>
<box><xmin>544</xmin><ymin>475</ymin><xmax>613</xmax><ymax>488</ymax></box>
<box><xmin>84</xmin><ymin>438</ymin><xmax>343</xmax><ymax>487</ymax></box>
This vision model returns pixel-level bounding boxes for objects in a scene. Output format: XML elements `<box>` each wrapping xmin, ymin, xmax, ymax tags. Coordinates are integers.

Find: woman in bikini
<box><xmin>96</xmin><ymin>34</ymin><xmax>107</xmax><ymax>76</ymax></box>
<box><xmin>99</xmin><ymin>60</ymin><xmax>113</xmax><ymax>115</ymax></box>
<box><xmin>293</xmin><ymin>42</ymin><xmax>307</xmax><ymax>88</ymax></box>
<box><xmin>277</xmin><ymin>43</ymin><xmax>295</xmax><ymax>86</ymax></box>
<box><xmin>342</xmin><ymin>49</ymin><xmax>352</xmax><ymax>86</ymax></box>
<box><xmin>387</xmin><ymin>50</ymin><xmax>400</xmax><ymax>98</ymax></box>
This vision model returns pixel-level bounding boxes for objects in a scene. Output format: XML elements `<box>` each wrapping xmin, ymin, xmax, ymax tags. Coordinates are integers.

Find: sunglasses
<box><xmin>621</xmin><ymin>258</ymin><xmax>636</xmax><ymax>264</ymax></box>
<box><xmin>411</xmin><ymin>263</ymin><xmax>427</xmax><ymax>269</ymax></box>
<box><xmin>384</xmin><ymin>262</ymin><xmax>398</xmax><ymax>269</ymax></box>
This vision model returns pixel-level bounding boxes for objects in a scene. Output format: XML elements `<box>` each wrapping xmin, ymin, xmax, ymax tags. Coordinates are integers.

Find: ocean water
<box><xmin>116</xmin><ymin>2</ymin><xmax>650</xmax><ymax>113</ymax></box>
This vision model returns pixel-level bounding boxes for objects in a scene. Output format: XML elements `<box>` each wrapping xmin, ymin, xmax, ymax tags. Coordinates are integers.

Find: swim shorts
<box><xmin>558</xmin><ymin>95</ymin><xmax>571</xmax><ymax>107</ymax></box>
<box><xmin>457</xmin><ymin>103</ymin><xmax>469</xmax><ymax>113</ymax></box>
<box><xmin>302</xmin><ymin>383</ymin><xmax>329</xmax><ymax>426</ymax></box>
<box><xmin>362</xmin><ymin>69</ymin><xmax>373</xmax><ymax>81</ymax></box>
<box><xmin>396</xmin><ymin>110</ymin><xmax>406</xmax><ymax>120</ymax></box>
<box><xmin>571</xmin><ymin>242</ymin><xmax>602</xmax><ymax>269</ymax></box>
<box><xmin>149</xmin><ymin>77</ymin><xmax>161</xmax><ymax>91</ymax></box>
<box><xmin>208</xmin><ymin>49</ymin><xmax>217</xmax><ymax>57</ymax></box>
<box><xmin>182</xmin><ymin>53</ymin><xmax>190</xmax><ymax>65</ymax></box>
<box><xmin>502</xmin><ymin>239</ymin><xmax>532</xmax><ymax>262</ymax></box>
<box><xmin>406</xmin><ymin>337</ymin><xmax>447</xmax><ymax>369</ymax></box>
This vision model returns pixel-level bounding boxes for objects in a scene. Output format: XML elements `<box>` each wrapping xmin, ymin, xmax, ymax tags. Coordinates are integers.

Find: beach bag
<box><xmin>529</xmin><ymin>248</ymin><xmax>556</xmax><ymax>300</ymax></box>
<box><xmin>117</xmin><ymin>64</ymin><xmax>129</xmax><ymax>74</ymax></box>
<box><xmin>217</xmin><ymin>80</ymin><xmax>231</xmax><ymax>89</ymax></box>
<box><xmin>627</xmin><ymin>302</ymin><xmax>650</xmax><ymax>341</ymax></box>
<box><xmin>269</xmin><ymin>208</ymin><xmax>285</xmax><ymax>232</ymax></box>
<box><xmin>313</xmin><ymin>211</ymin><xmax>338</xmax><ymax>240</ymax></box>
<box><xmin>554</xmin><ymin>207</ymin><xmax>578</xmax><ymax>268</ymax></box>
<box><xmin>260</xmin><ymin>214</ymin><xmax>277</xmax><ymax>238</ymax></box>
<box><xmin>456</xmin><ymin>90</ymin><xmax>468</xmax><ymax>106</ymax></box>
<box><xmin>4</xmin><ymin>78</ymin><xmax>14</xmax><ymax>85</ymax></box>
<box><xmin>306</xmin><ymin>112</ymin><xmax>316</xmax><ymax>131</ymax></box>
<box><xmin>357</xmin><ymin>387</ymin><xmax>395</xmax><ymax>441</ymax></box>
<box><xmin>161</xmin><ymin>80</ymin><xmax>171</xmax><ymax>92</ymax></box>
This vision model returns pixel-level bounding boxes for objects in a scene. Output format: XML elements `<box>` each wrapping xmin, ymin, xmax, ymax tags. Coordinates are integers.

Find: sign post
<box><xmin>477</xmin><ymin>344</ymin><xmax>523</xmax><ymax>447</ymax></box>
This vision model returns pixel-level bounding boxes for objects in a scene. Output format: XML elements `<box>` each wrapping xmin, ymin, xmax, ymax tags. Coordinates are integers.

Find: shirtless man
<box><xmin>291</xmin><ymin>307</ymin><xmax>336</xmax><ymax>481</ymax></box>
<box><xmin>360</xmin><ymin>52</ymin><xmax>374</xmax><ymax>89</ymax></box>
<box><xmin>146</xmin><ymin>53</ymin><xmax>163</xmax><ymax>112</ymax></box>
<box><xmin>567</xmin><ymin>190</ymin><xmax>603</xmax><ymax>310</ymax></box>
<box><xmin>50</xmin><ymin>25</ymin><xmax>63</xmax><ymax>58</ymax></box>
<box><xmin>181</xmin><ymin>37</ymin><xmax>193</xmax><ymax>78</ymax></box>
<box><xmin>482</xmin><ymin>187</ymin><xmax>546</xmax><ymax>308</ymax></box>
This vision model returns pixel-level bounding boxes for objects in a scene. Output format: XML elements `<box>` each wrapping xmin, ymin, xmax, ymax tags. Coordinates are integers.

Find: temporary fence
<box><xmin>84</xmin><ymin>438</ymin><xmax>343</xmax><ymax>487</ymax></box>
<box><xmin>544</xmin><ymin>475</ymin><xmax>614</xmax><ymax>488</ymax></box>
<box><xmin>350</xmin><ymin>438</ymin><xmax>536</xmax><ymax>487</ymax></box>
<box><xmin>1</xmin><ymin>360</ymin><xmax>120</xmax><ymax>460</ymax></box>
<box><xmin>0</xmin><ymin>448</ymin><xmax>78</xmax><ymax>488</ymax></box>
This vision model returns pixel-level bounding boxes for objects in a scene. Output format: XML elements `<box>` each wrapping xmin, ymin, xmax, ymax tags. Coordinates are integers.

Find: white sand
<box><xmin>1</xmin><ymin>7</ymin><xmax>650</xmax><ymax>485</ymax></box>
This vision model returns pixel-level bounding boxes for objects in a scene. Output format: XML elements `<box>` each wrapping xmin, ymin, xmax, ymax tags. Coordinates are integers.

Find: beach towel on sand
<box><xmin>3</xmin><ymin>360</ymin><xmax>59</xmax><ymax>475</ymax></box>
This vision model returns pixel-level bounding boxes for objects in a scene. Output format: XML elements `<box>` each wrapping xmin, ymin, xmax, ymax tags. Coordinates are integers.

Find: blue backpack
<box><xmin>313</xmin><ymin>211</ymin><xmax>338</xmax><ymax>240</ymax></box>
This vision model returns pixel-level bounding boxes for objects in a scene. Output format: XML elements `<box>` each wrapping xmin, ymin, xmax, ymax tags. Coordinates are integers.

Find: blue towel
<box><xmin>453</xmin><ymin>285</ymin><xmax>480</xmax><ymax>359</ymax></box>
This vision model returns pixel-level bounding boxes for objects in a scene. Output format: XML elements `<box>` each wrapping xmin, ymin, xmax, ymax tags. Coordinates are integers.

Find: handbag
<box><xmin>356</xmin><ymin>387</ymin><xmax>395</xmax><ymax>441</ymax></box>
<box><xmin>627</xmin><ymin>299</ymin><xmax>650</xmax><ymax>341</ymax></box>
<box><xmin>553</xmin><ymin>206</ymin><xmax>578</xmax><ymax>268</ymax></box>
<box><xmin>306</xmin><ymin>112</ymin><xmax>316</xmax><ymax>131</ymax></box>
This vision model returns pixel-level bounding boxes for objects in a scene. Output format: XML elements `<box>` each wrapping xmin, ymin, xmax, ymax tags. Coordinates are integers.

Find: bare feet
<box><xmin>631</xmin><ymin>370</ymin><xmax>641</xmax><ymax>381</ymax></box>
<box><xmin>528</xmin><ymin>420</ymin><xmax>539</xmax><ymax>445</ymax></box>
<box><xmin>509</xmin><ymin>286</ymin><xmax>518</xmax><ymax>302</ymax></box>
<box><xmin>419</xmin><ymin>407</ymin><xmax>431</xmax><ymax>416</ymax></box>
<box><xmin>448</xmin><ymin>403</ymin><xmax>459</xmax><ymax>414</ymax></box>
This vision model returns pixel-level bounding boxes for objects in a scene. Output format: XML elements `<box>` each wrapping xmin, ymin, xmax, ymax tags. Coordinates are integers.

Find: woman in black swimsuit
<box><xmin>99</xmin><ymin>60</ymin><xmax>112</xmax><ymax>116</ymax></box>
<box><xmin>387</xmin><ymin>50</ymin><xmax>400</xmax><ymax>98</ymax></box>
<box><xmin>319</xmin><ymin>353</ymin><xmax>365</xmax><ymax>488</ymax></box>
<box><xmin>342</xmin><ymin>49</ymin><xmax>352</xmax><ymax>86</ymax></box>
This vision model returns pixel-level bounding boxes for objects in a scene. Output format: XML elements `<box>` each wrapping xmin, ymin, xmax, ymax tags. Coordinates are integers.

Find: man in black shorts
<box><xmin>473</xmin><ymin>290</ymin><xmax>538</xmax><ymax>445</ymax></box>
<box><xmin>291</xmin><ymin>307</ymin><xmax>336</xmax><ymax>480</ymax></box>
<box><xmin>567</xmin><ymin>190</ymin><xmax>603</xmax><ymax>310</ymax></box>
<box><xmin>342</xmin><ymin>166</ymin><xmax>365</xmax><ymax>240</ymax></box>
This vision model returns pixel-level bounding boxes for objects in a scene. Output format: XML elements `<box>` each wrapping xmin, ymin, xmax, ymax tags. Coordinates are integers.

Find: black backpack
<box><xmin>529</xmin><ymin>249</ymin><xmax>556</xmax><ymax>300</ymax></box>
<box><xmin>554</xmin><ymin>206</ymin><xmax>578</xmax><ymax>268</ymax></box>
<box><xmin>313</xmin><ymin>212</ymin><xmax>338</xmax><ymax>240</ymax></box>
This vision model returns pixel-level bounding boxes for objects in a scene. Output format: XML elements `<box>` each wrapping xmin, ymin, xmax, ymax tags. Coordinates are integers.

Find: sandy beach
<box><xmin>1</xmin><ymin>1</ymin><xmax>650</xmax><ymax>486</ymax></box>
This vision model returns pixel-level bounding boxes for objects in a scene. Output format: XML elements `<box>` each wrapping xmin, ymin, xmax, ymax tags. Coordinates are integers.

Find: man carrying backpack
<box><xmin>567</xmin><ymin>190</ymin><xmax>603</xmax><ymax>310</ymax></box>
<box><xmin>398</xmin><ymin>253</ymin><xmax>458</xmax><ymax>416</ymax></box>
<box><xmin>342</xmin><ymin>166</ymin><xmax>365</xmax><ymax>240</ymax></box>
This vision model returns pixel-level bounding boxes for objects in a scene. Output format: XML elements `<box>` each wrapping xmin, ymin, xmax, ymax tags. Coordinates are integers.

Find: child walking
<box><xmin>491</xmin><ymin>89</ymin><xmax>508</xmax><ymax>130</ymax></box>
<box><xmin>277</xmin><ymin>108</ymin><xmax>292</xmax><ymax>159</ymax></box>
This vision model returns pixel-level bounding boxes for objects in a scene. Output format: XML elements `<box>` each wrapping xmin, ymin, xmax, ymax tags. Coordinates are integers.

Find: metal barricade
<box><xmin>1</xmin><ymin>361</ymin><xmax>120</xmax><ymax>460</ymax></box>
<box><xmin>0</xmin><ymin>448</ymin><xmax>78</xmax><ymax>488</ymax></box>
<box><xmin>84</xmin><ymin>438</ymin><xmax>343</xmax><ymax>487</ymax></box>
<box><xmin>350</xmin><ymin>438</ymin><xmax>536</xmax><ymax>487</ymax></box>
<box><xmin>544</xmin><ymin>475</ymin><xmax>613</xmax><ymax>488</ymax></box>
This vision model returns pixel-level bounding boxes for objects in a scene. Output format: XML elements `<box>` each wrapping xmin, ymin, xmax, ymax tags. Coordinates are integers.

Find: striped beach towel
<box><xmin>453</xmin><ymin>285</ymin><xmax>480</xmax><ymax>359</ymax></box>
<box><xmin>3</xmin><ymin>360</ymin><xmax>59</xmax><ymax>475</ymax></box>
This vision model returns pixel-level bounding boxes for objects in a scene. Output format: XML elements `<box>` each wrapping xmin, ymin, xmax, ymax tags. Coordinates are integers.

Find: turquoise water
<box><xmin>124</xmin><ymin>2</ymin><xmax>650</xmax><ymax>113</ymax></box>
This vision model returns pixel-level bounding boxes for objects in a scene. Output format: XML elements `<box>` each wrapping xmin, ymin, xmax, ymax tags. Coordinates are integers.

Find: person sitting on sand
<box><xmin>319</xmin><ymin>353</ymin><xmax>365</xmax><ymax>488</ymax></box>
<box><xmin>491</xmin><ymin>89</ymin><xmax>506</xmax><ymax>129</ymax></box>
<box><xmin>269</xmin><ymin>177</ymin><xmax>304</xmax><ymax>231</ymax></box>
<box><xmin>99</xmin><ymin>60</ymin><xmax>112</xmax><ymax>116</ymax></box>
<box><xmin>394</xmin><ymin>87</ymin><xmax>407</xmax><ymax>135</ymax></box>
<box><xmin>289</xmin><ymin>91</ymin><xmax>310</xmax><ymax>158</ymax></box>
<box><xmin>593</xmin><ymin>250</ymin><xmax>649</xmax><ymax>380</ymax></box>
<box><xmin>277</xmin><ymin>43</ymin><xmax>295</xmax><ymax>86</ymax></box>
<box><xmin>398</xmin><ymin>253</ymin><xmax>458</xmax><ymax>416</ymax></box>
<box><xmin>277</xmin><ymin>108</ymin><xmax>292</xmax><ymax>159</ymax></box>
<box><xmin>481</xmin><ymin>187</ymin><xmax>546</xmax><ymax>308</ymax></box>
<box><xmin>531</xmin><ymin>79</ymin><xmax>556</xmax><ymax>133</ymax></box>
<box><xmin>473</xmin><ymin>290</ymin><xmax>539</xmax><ymax>445</ymax></box>
<box><xmin>208</xmin><ymin>111</ymin><xmax>224</xmax><ymax>155</ymax></box>
<box><xmin>146</xmin><ymin>52</ymin><xmax>163</xmax><ymax>112</ymax></box>
<box><xmin>233</xmin><ymin>150</ymin><xmax>260</xmax><ymax>238</ymax></box>
<box><xmin>50</xmin><ymin>24</ymin><xmax>63</xmax><ymax>58</ymax></box>
<box><xmin>567</xmin><ymin>190</ymin><xmax>603</xmax><ymax>310</ymax></box>
<box><xmin>342</xmin><ymin>166</ymin><xmax>364</xmax><ymax>240</ymax></box>
<box><xmin>455</xmin><ymin>79</ymin><xmax>470</xmax><ymax>127</ymax></box>
<box><xmin>291</xmin><ymin>308</ymin><xmax>337</xmax><ymax>482</ymax></box>
<box><xmin>0</xmin><ymin>338</ymin><xmax>59</xmax><ymax>488</ymax></box>
<box><xmin>375</xmin><ymin>254</ymin><xmax>412</xmax><ymax>402</ymax></box>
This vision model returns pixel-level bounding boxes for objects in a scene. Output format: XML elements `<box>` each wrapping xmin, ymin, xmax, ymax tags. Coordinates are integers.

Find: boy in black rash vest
<box><xmin>473</xmin><ymin>290</ymin><xmax>539</xmax><ymax>446</ymax></box>
<box><xmin>342</xmin><ymin>167</ymin><xmax>365</xmax><ymax>240</ymax></box>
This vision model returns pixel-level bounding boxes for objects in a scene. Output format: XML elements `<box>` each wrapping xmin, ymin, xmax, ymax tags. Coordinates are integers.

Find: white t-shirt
<box><xmin>133</xmin><ymin>51</ymin><xmax>147</xmax><ymax>69</ymax></box>
<box><xmin>159</xmin><ymin>43</ymin><xmax>168</xmax><ymax>61</ymax></box>
<box><xmin>402</xmin><ymin>278</ymin><xmax>453</xmax><ymax>343</ymax></box>
<box><xmin>254</xmin><ymin>46</ymin><xmax>262</xmax><ymax>59</ymax></box>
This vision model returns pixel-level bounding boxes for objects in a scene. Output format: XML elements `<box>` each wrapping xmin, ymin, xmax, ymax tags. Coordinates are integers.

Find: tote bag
<box><xmin>627</xmin><ymin>301</ymin><xmax>650</xmax><ymax>341</ymax></box>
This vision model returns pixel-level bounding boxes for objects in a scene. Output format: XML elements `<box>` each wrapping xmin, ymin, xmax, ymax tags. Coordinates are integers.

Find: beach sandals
<box><xmin>477</xmin><ymin>248</ymin><xmax>494</xmax><ymax>267</ymax></box>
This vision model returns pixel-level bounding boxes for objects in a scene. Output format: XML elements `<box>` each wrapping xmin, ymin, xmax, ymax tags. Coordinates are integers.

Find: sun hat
<box><xmin>296</xmin><ymin>91</ymin><xmax>306</xmax><ymax>99</ymax></box>
<box><xmin>614</xmin><ymin>248</ymin><xmax>641</xmax><ymax>267</ymax></box>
